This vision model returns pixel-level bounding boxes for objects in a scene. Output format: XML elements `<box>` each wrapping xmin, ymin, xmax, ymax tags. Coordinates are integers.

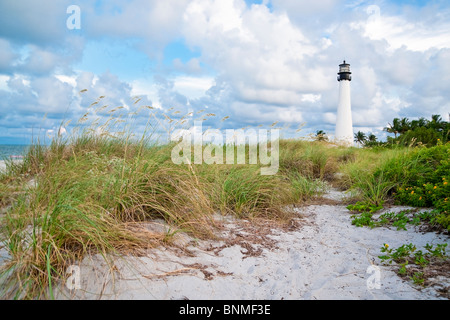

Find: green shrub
<box><xmin>373</xmin><ymin>144</ymin><xmax>449</xmax><ymax>230</ymax></box>
<box><xmin>399</xmin><ymin>127</ymin><xmax>442</xmax><ymax>147</ymax></box>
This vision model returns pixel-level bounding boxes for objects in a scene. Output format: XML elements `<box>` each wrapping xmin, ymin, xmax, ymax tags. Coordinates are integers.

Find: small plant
<box><xmin>379</xmin><ymin>243</ymin><xmax>417</xmax><ymax>264</ymax></box>
<box><xmin>425</xmin><ymin>243</ymin><xmax>448</xmax><ymax>258</ymax></box>
<box><xmin>379</xmin><ymin>242</ymin><xmax>449</xmax><ymax>288</ymax></box>
<box><xmin>377</xmin><ymin>210</ymin><xmax>412</xmax><ymax>230</ymax></box>
<box><xmin>349</xmin><ymin>209</ymin><xmax>445</xmax><ymax>232</ymax></box>
<box><xmin>410</xmin><ymin>272</ymin><xmax>425</xmax><ymax>286</ymax></box>
<box><xmin>398</xmin><ymin>262</ymin><xmax>408</xmax><ymax>275</ymax></box>
<box><xmin>413</xmin><ymin>250</ymin><xmax>429</xmax><ymax>267</ymax></box>
<box><xmin>346</xmin><ymin>201</ymin><xmax>383</xmax><ymax>213</ymax></box>
<box><xmin>350</xmin><ymin>212</ymin><xmax>375</xmax><ymax>228</ymax></box>
<box><xmin>350</xmin><ymin>208</ymin><xmax>413</xmax><ymax>229</ymax></box>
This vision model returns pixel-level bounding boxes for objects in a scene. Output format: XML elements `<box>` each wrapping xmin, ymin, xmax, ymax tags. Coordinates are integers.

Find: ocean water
<box><xmin>0</xmin><ymin>145</ymin><xmax>30</xmax><ymax>160</ymax></box>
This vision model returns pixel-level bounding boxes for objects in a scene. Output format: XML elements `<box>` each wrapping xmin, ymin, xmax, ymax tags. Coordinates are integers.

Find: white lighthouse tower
<box><xmin>335</xmin><ymin>60</ymin><xmax>354</xmax><ymax>146</ymax></box>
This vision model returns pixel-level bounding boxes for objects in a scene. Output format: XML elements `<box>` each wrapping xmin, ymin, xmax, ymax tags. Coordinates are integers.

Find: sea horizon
<box><xmin>0</xmin><ymin>144</ymin><xmax>30</xmax><ymax>160</ymax></box>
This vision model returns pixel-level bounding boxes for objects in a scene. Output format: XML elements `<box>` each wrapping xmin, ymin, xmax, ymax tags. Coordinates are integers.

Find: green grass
<box><xmin>0</xmin><ymin>101</ymin><xmax>449</xmax><ymax>299</ymax></box>
<box><xmin>0</xmin><ymin>117</ymin><xmax>329</xmax><ymax>299</ymax></box>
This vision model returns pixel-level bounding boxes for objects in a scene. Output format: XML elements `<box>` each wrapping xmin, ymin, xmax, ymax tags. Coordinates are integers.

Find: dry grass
<box><xmin>0</xmin><ymin>104</ymin><xmax>331</xmax><ymax>299</ymax></box>
<box><xmin>1</xmin><ymin>97</ymin><xmax>427</xmax><ymax>299</ymax></box>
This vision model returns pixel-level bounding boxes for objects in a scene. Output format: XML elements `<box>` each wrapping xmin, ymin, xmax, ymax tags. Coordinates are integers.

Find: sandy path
<box><xmin>53</xmin><ymin>189</ymin><xmax>449</xmax><ymax>300</ymax></box>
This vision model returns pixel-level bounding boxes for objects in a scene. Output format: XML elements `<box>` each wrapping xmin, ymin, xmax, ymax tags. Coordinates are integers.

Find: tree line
<box><xmin>316</xmin><ymin>114</ymin><xmax>449</xmax><ymax>147</ymax></box>
<box><xmin>362</xmin><ymin>114</ymin><xmax>448</xmax><ymax>147</ymax></box>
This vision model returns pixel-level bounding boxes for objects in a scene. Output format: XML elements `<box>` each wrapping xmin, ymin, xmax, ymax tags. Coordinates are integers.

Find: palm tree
<box><xmin>384</xmin><ymin>117</ymin><xmax>401</xmax><ymax>138</ymax></box>
<box><xmin>417</xmin><ymin>117</ymin><xmax>428</xmax><ymax>128</ymax></box>
<box><xmin>410</xmin><ymin>117</ymin><xmax>428</xmax><ymax>130</ymax></box>
<box><xmin>429</xmin><ymin>114</ymin><xmax>444</xmax><ymax>132</ymax></box>
<box><xmin>354</xmin><ymin>131</ymin><xmax>367</xmax><ymax>145</ymax></box>
<box><xmin>399</xmin><ymin>117</ymin><xmax>411</xmax><ymax>135</ymax></box>
<box><xmin>367</xmin><ymin>133</ymin><xmax>377</xmax><ymax>142</ymax></box>
<box><xmin>315</xmin><ymin>130</ymin><xmax>327</xmax><ymax>141</ymax></box>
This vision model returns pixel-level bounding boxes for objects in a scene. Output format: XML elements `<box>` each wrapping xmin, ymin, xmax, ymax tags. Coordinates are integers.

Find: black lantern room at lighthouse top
<box><xmin>337</xmin><ymin>60</ymin><xmax>352</xmax><ymax>81</ymax></box>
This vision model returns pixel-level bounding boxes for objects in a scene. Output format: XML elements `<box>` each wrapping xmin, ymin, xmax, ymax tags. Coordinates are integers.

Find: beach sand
<box><xmin>0</xmin><ymin>160</ymin><xmax>23</xmax><ymax>173</ymax></box>
<box><xmin>0</xmin><ymin>160</ymin><xmax>6</xmax><ymax>172</ymax></box>
<box><xmin>52</xmin><ymin>189</ymin><xmax>449</xmax><ymax>300</ymax></box>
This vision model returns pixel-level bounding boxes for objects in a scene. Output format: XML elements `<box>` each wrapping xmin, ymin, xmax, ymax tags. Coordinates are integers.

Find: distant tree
<box><xmin>361</xmin><ymin>133</ymin><xmax>381</xmax><ymax>148</ymax></box>
<box><xmin>315</xmin><ymin>130</ymin><xmax>328</xmax><ymax>141</ymax></box>
<box><xmin>410</xmin><ymin>117</ymin><xmax>428</xmax><ymax>130</ymax></box>
<box><xmin>443</xmin><ymin>120</ymin><xmax>450</xmax><ymax>142</ymax></box>
<box><xmin>384</xmin><ymin>118</ymin><xmax>400</xmax><ymax>138</ymax></box>
<box><xmin>429</xmin><ymin>114</ymin><xmax>445</xmax><ymax>132</ymax></box>
<box><xmin>367</xmin><ymin>133</ymin><xmax>377</xmax><ymax>142</ymax></box>
<box><xmin>399</xmin><ymin>117</ymin><xmax>411</xmax><ymax>134</ymax></box>
<box><xmin>382</xmin><ymin>113</ymin><xmax>449</xmax><ymax>147</ymax></box>
<box><xmin>354</xmin><ymin>131</ymin><xmax>367</xmax><ymax>145</ymax></box>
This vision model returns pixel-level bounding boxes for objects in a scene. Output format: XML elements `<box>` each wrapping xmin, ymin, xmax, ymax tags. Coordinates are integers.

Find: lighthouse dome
<box><xmin>337</xmin><ymin>60</ymin><xmax>352</xmax><ymax>81</ymax></box>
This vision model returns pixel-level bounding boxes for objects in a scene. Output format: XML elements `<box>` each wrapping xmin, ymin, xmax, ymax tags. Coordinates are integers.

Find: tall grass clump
<box><xmin>208</xmin><ymin>165</ymin><xmax>294</xmax><ymax>220</ymax></box>
<box><xmin>278</xmin><ymin>139</ymin><xmax>339</xmax><ymax>181</ymax></box>
<box><xmin>2</xmin><ymin>98</ymin><xmax>343</xmax><ymax>299</ymax></box>
<box><xmin>337</xmin><ymin>147</ymin><xmax>405</xmax><ymax>206</ymax></box>
<box><xmin>0</xmin><ymin>137</ymin><xmax>166</xmax><ymax>299</ymax></box>
<box><xmin>0</xmin><ymin>103</ymin><xmax>219</xmax><ymax>299</ymax></box>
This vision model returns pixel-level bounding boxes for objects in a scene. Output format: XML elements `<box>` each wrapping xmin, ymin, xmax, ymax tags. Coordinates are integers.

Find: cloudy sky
<box><xmin>1</xmin><ymin>0</ymin><xmax>449</xmax><ymax>144</ymax></box>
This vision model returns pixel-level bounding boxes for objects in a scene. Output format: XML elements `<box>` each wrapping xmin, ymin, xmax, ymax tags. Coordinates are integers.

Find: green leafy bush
<box><xmin>375</xmin><ymin>144</ymin><xmax>450</xmax><ymax>230</ymax></box>
<box><xmin>399</xmin><ymin>127</ymin><xmax>441</xmax><ymax>147</ymax></box>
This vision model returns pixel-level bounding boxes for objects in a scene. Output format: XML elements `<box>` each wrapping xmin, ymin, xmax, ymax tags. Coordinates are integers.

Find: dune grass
<box><xmin>0</xmin><ymin>130</ymin><xmax>326</xmax><ymax>299</ymax></box>
<box><xmin>0</xmin><ymin>102</ymin><xmax>448</xmax><ymax>299</ymax></box>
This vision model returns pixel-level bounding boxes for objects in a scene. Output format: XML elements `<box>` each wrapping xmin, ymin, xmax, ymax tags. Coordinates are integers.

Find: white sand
<box><xmin>0</xmin><ymin>160</ymin><xmax>23</xmax><ymax>173</ymax></box>
<box><xmin>53</xmin><ymin>189</ymin><xmax>449</xmax><ymax>300</ymax></box>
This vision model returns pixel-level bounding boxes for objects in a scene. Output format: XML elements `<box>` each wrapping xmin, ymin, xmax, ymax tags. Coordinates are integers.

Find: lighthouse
<box><xmin>335</xmin><ymin>60</ymin><xmax>354</xmax><ymax>146</ymax></box>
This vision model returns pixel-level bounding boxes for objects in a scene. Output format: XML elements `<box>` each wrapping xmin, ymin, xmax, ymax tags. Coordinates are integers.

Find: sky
<box><xmin>0</xmin><ymin>0</ymin><xmax>449</xmax><ymax>144</ymax></box>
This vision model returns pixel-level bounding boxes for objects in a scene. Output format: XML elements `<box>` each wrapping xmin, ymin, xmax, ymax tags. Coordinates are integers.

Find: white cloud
<box><xmin>83</xmin><ymin>0</ymin><xmax>191</xmax><ymax>56</ymax></box>
<box><xmin>230</xmin><ymin>102</ymin><xmax>304</xmax><ymax>125</ymax></box>
<box><xmin>31</xmin><ymin>76</ymin><xmax>74</xmax><ymax>113</ymax></box>
<box><xmin>0</xmin><ymin>0</ymin><xmax>73</xmax><ymax>45</ymax></box>
<box><xmin>182</xmin><ymin>0</ymin><xmax>323</xmax><ymax>110</ymax></box>
<box><xmin>352</xmin><ymin>9</ymin><xmax>450</xmax><ymax>52</ymax></box>
<box><xmin>0</xmin><ymin>39</ymin><xmax>19</xmax><ymax>73</ymax></box>
<box><xmin>176</xmin><ymin>0</ymin><xmax>450</xmax><ymax>134</ymax></box>
<box><xmin>1</xmin><ymin>0</ymin><xmax>450</xmax><ymax>143</ymax></box>
<box><xmin>130</xmin><ymin>79</ymin><xmax>160</xmax><ymax>107</ymax></box>
<box><xmin>173</xmin><ymin>76</ymin><xmax>215</xmax><ymax>99</ymax></box>
<box><xmin>55</xmin><ymin>74</ymin><xmax>77</xmax><ymax>87</ymax></box>
<box><xmin>271</xmin><ymin>0</ymin><xmax>341</xmax><ymax>17</ymax></box>
<box><xmin>301</xmin><ymin>94</ymin><xmax>321</xmax><ymax>103</ymax></box>
<box><xmin>0</xmin><ymin>75</ymin><xmax>10</xmax><ymax>91</ymax></box>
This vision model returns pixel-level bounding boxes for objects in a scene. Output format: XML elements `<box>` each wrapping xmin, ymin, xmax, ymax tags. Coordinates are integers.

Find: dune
<box><xmin>53</xmin><ymin>188</ymin><xmax>449</xmax><ymax>300</ymax></box>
